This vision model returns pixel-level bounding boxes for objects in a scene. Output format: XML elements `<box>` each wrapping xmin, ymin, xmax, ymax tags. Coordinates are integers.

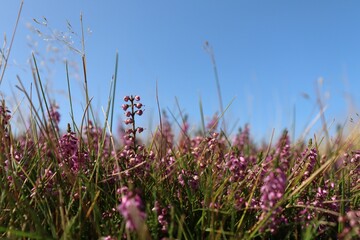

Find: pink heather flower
<box><xmin>0</xmin><ymin>102</ymin><xmax>11</xmax><ymax>126</ymax></box>
<box><xmin>261</xmin><ymin>168</ymin><xmax>286</xmax><ymax>209</ymax></box>
<box><xmin>49</xmin><ymin>103</ymin><xmax>61</xmax><ymax>127</ymax></box>
<box><xmin>126</xmin><ymin>129</ymin><xmax>134</xmax><ymax>134</ymax></box>
<box><xmin>122</xmin><ymin>104</ymin><xmax>129</xmax><ymax>111</ymax></box>
<box><xmin>124</xmin><ymin>118</ymin><xmax>134</xmax><ymax>125</ymax></box>
<box><xmin>347</xmin><ymin>151</ymin><xmax>360</xmax><ymax>188</ymax></box>
<box><xmin>346</xmin><ymin>210</ymin><xmax>360</xmax><ymax>228</ymax></box>
<box><xmin>117</xmin><ymin>186</ymin><xmax>129</xmax><ymax>195</ymax></box>
<box><xmin>233</xmin><ymin>124</ymin><xmax>250</xmax><ymax>151</ymax></box>
<box><xmin>259</xmin><ymin>167</ymin><xmax>287</xmax><ymax>233</ymax></box>
<box><xmin>152</xmin><ymin>201</ymin><xmax>170</xmax><ymax>232</ymax></box>
<box><xmin>59</xmin><ymin>129</ymin><xmax>91</xmax><ymax>175</ymax></box>
<box><xmin>115</xmin><ymin>94</ymin><xmax>147</xmax><ymax>177</ymax></box>
<box><xmin>124</xmin><ymin>134</ymin><xmax>131</xmax><ymax>141</ymax></box>
<box><xmin>304</xmin><ymin>148</ymin><xmax>317</xmax><ymax>178</ymax></box>
<box><xmin>59</xmin><ymin>131</ymin><xmax>78</xmax><ymax>158</ymax></box>
<box><xmin>124</xmin><ymin>96</ymin><xmax>130</xmax><ymax>102</ymax></box>
<box><xmin>275</xmin><ymin>130</ymin><xmax>291</xmax><ymax>172</ymax></box>
<box><xmin>117</xmin><ymin>190</ymin><xmax>146</xmax><ymax>231</ymax></box>
<box><xmin>291</xmin><ymin>147</ymin><xmax>317</xmax><ymax>183</ymax></box>
<box><xmin>101</xmin><ymin>236</ymin><xmax>116</xmax><ymax>240</ymax></box>
<box><xmin>70</xmin><ymin>151</ymin><xmax>90</xmax><ymax>174</ymax></box>
<box><xmin>177</xmin><ymin>169</ymin><xmax>199</xmax><ymax>190</ymax></box>
<box><xmin>224</xmin><ymin>152</ymin><xmax>248</xmax><ymax>183</ymax></box>
<box><xmin>136</xmin><ymin>109</ymin><xmax>143</xmax><ymax>116</ymax></box>
<box><xmin>338</xmin><ymin>210</ymin><xmax>360</xmax><ymax>238</ymax></box>
<box><xmin>134</xmin><ymin>95</ymin><xmax>140</xmax><ymax>101</ymax></box>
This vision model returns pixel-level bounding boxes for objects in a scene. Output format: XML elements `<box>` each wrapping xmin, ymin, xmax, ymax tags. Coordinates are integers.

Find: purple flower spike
<box><xmin>259</xmin><ymin>167</ymin><xmax>287</xmax><ymax>233</ymax></box>
<box><xmin>117</xmin><ymin>190</ymin><xmax>146</xmax><ymax>231</ymax></box>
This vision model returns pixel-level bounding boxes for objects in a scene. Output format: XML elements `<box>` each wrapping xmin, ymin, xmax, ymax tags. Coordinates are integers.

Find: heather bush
<box><xmin>1</xmin><ymin>85</ymin><xmax>359</xmax><ymax>239</ymax></box>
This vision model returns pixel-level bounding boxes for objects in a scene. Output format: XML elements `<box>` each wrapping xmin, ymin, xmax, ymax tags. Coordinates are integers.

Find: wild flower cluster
<box><xmin>0</xmin><ymin>94</ymin><xmax>359</xmax><ymax>240</ymax></box>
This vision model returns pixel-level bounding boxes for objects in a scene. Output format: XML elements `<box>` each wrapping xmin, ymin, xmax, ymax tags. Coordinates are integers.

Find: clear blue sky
<box><xmin>1</xmin><ymin>0</ymin><xmax>360</xmax><ymax>142</ymax></box>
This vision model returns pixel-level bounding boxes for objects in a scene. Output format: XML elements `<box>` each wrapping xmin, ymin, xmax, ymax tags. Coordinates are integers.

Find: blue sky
<box><xmin>1</xmin><ymin>0</ymin><xmax>360</xmax><ymax>142</ymax></box>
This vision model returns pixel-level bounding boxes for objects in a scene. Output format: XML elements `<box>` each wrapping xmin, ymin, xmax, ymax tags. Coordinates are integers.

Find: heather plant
<box><xmin>233</xmin><ymin>123</ymin><xmax>252</xmax><ymax>153</ymax></box>
<box><xmin>1</xmin><ymin>8</ymin><xmax>360</xmax><ymax>240</ymax></box>
<box><xmin>1</xmin><ymin>86</ymin><xmax>360</xmax><ymax>239</ymax></box>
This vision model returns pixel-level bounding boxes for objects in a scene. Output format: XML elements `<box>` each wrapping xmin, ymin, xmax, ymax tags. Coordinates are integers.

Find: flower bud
<box><xmin>122</xmin><ymin>104</ymin><xmax>129</xmax><ymax>111</ymax></box>
<box><xmin>124</xmin><ymin>118</ymin><xmax>133</xmax><ymax>125</ymax></box>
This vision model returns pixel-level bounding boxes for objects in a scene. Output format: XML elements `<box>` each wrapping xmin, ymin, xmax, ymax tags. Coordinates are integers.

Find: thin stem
<box><xmin>65</xmin><ymin>61</ymin><xmax>78</xmax><ymax>133</ymax></box>
<box><xmin>110</xmin><ymin>52</ymin><xmax>119</xmax><ymax>133</ymax></box>
<box><xmin>204</xmin><ymin>42</ymin><xmax>226</xmax><ymax>134</ymax></box>
<box><xmin>0</xmin><ymin>0</ymin><xmax>23</xmax><ymax>85</ymax></box>
<box><xmin>131</xmin><ymin>97</ymin><xmax>137</xmax><ymax>153</ymax></box>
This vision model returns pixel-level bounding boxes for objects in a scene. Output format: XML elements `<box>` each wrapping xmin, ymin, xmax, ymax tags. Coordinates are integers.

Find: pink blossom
<box><xmin>117</xmin><ymin>190</ymin><xmax>146</xmax><ymax>231</ymax></box>
<box><xmin>122</xmin><ymin>104</ymin><xmax>129</xmax><ymax>111</ymax></box>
